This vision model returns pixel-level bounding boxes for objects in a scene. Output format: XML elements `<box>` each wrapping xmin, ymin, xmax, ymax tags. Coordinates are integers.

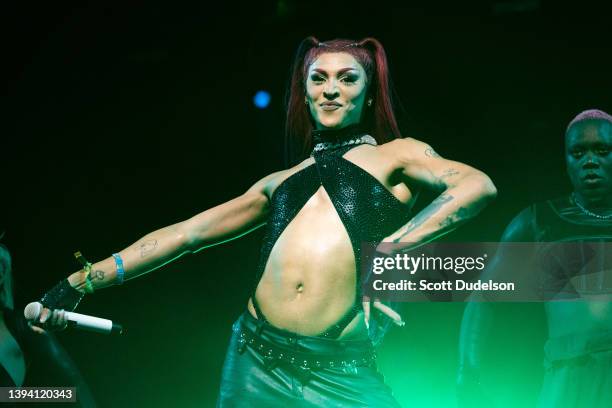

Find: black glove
<box><xmin>40</xmin><ymin>278</ymin><xmax>84</xmax><ymax>312</ymax></box>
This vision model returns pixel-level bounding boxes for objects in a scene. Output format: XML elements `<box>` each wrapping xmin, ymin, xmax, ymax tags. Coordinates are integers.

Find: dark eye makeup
<box><xmin>308</xmin><ymin>70</ymin><xmax>361</xmax><ymax>84</ymax></box>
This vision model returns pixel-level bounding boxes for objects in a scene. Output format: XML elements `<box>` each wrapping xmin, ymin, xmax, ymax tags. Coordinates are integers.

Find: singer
<box><xmin>32</xmin><ymin>37</ymin><xmax>496</xmax><ymax>407</ymax></box>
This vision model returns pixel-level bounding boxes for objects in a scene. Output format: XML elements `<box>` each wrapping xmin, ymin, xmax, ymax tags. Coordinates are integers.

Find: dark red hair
<box><xmin>285</xmin><ymin>36</ymin><xmax>402</xmax><ymax>165</ymax></box>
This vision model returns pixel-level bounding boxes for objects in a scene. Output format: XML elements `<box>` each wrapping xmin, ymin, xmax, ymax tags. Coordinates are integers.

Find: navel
<box><xmin>296</xmin><ymin>282</ymin><xmax>304</xmax><ymax>293</ymax></box>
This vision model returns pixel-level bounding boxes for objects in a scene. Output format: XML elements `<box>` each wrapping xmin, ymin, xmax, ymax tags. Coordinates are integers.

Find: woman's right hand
<box><xmin>28</xmin><ymin>307</ymin><xmax>69</xmax><ymax>334</ymax></box>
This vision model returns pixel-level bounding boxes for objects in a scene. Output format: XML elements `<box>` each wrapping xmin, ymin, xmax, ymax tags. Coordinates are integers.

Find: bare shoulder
<box><xmin>380</xmin><ymin>137</ymin><xmax>440</xmax><ymax>163</ymax></box>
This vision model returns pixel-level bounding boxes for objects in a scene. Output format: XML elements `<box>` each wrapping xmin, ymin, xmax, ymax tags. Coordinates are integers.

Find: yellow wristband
<box><xmin>74</xmin><ymin>251</ymin><xmax>95</xmax><ymax>294</ymax></box>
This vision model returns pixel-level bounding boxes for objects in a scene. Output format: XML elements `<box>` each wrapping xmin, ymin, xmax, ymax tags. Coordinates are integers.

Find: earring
<box><xmin>367</xmin><ymin>99</ymin><xmax>373</xmax><ymax>107</ymax></box>
<box><xmin>305</xmin><ymin>98</ymin><xmax>309</xmax><ymax>105</ymax></box>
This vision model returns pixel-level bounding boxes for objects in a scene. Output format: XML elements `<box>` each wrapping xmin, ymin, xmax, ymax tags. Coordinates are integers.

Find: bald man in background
<box><xmin>457</xmin><ymin>109</ymin><xmax>612</xmax><ymax>408</ymax></box>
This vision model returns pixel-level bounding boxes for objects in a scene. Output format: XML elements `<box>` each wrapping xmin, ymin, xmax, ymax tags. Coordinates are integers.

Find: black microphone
<box><xmin>24</xmin><ymin>302</ymin><xmax>123</xmax><ymax>335</ymax></box>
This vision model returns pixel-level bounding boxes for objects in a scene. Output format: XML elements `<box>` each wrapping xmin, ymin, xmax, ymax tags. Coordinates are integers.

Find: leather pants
<box><xmin>216</xmin><ymin>311</ymin><xmax>402</xmax><ymax>407</ymax></box>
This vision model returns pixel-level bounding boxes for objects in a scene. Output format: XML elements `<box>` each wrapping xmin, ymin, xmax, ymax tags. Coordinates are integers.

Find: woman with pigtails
<box><xmin>31</xmin><ymin>37</ymin><xmax>496</xmax><ymax>407</ymax></box>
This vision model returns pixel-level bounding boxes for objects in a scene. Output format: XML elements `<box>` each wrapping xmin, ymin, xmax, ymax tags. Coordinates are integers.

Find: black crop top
<box><xmin>530</xmin><ymin>196</ymin><xmax>612</xmax><ymax>298</ymax></box>
<box><xmin>252</xmin><ymin>126</ymin><xmax>414</xmax><ymax>338</ymax></box>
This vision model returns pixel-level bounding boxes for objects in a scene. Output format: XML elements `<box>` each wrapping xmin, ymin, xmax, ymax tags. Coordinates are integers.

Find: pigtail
<box><xmin>285</xmin><ymin>37</ymin><xmax>320</xmax><ymax>166</ymax></box>
<box><xmin>359</xmin><ymin>38</ymin><xmax>401</xmax><ymax>143</ymax></box>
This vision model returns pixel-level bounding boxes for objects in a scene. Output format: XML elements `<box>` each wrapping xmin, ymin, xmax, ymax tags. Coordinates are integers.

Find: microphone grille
<box><xmin>24</xmin><ymin>302</ymin><xmax>42</xmax><ymax>321</ymax></box>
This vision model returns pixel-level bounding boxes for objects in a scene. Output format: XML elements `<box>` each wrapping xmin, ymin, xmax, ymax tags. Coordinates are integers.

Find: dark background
<box><xmin>2</xmin><ymin>0</ymin><xmax>611</xmax><ymax>406</ymax></box>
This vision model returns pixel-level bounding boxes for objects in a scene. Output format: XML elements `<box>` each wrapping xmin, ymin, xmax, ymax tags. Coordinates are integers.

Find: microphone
<box><xmin>24</xmin><ymin>302</ymin><xmax>123</xmax><ymax>335</ymax></box>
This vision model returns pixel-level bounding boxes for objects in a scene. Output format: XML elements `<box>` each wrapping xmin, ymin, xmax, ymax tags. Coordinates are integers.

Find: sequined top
<box><xmin>252</xmin><ymin>126</ymin><xmax>413</xmax><ymax>336</ymax></box>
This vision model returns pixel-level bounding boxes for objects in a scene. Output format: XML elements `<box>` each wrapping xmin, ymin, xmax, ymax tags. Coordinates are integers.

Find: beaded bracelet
<box><xmin>112</xmin><ymin>253</ymin><xmax>125</xmax><ymax>285</ymax></box>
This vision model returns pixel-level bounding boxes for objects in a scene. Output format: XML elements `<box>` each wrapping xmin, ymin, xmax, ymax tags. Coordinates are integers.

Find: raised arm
<box><xmin>60</xmin><ymin>171</ymin><xmax>283</xmax><ymax>293</ymax></box>
<box><xmin>382</xmin><ymin>137</ymin><xmax>497</xmax><ymax>249</ymax></box>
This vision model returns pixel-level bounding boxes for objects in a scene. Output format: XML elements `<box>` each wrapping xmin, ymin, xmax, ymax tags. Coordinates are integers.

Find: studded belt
<box><xmin>236</xmin><ymin>311</ymin><xmax>376</xmax><ymax>371</ymax></box>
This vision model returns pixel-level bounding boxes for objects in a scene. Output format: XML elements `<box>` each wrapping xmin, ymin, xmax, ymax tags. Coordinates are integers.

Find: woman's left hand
<box><xmin>362</xmin><ymin>296</ymin><xmax>405</xmax><ymax>329</ymax></box>
<box><xmin>361</xmin><ymin>240</ymin><xmax>406</xmax><ymax>329</ymax></box>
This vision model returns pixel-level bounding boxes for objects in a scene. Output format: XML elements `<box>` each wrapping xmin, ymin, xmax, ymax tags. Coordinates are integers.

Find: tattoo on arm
<box><xmin>424</xmin><ymin>147</ymin><xmax>441</xmax><ymax>158</ymax></box>
<box><xmin>139</xmin><ymin>239</ymin><xmax>158</xmax><ymax>258</ymax></box>
<box><xmin>88</xmin><ymin>270</ymin><xmax>105</xmax><ymax>281</ymax></box>
<box><xmin>439</xmin><ymin>206</ymin><xmax>471</xmax><ymax>229</ymax></box>
<box><xmin>440</xmin><ymin>168</ymin><xmax>460</xmax><ymax>179</ymax></box>
<box><xmin>434</xmin><ymin>168</ymin><xmax>460</xmax><ymax>191</ymax></box>
<box><xmin>392</xmin><ymin>193</ymin><xmax>454</xmax><ymax>243</ymax></box>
